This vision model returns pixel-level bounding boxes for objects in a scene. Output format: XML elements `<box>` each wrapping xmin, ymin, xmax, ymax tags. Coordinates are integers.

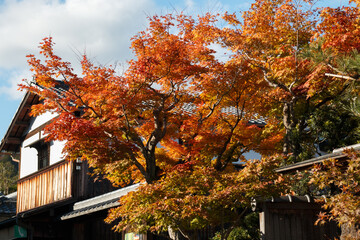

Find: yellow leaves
<box><xmin>309</xmin><ymin>150</ymin><xmax>360</xmax><ymax>229</ymax></box>
<box><xmin>107</xmin><ymin>157</ymin><xmax>288</xmax><ymax>233</ymax></box>
<box><xmin>222</xmin><ymin>12</ymin><xmax>241</xmax><ymax>26</ymax></box>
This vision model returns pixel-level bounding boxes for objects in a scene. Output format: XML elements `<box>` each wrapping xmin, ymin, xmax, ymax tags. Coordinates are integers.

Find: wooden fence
<box><xmin>258</xmin><ymin>196</ymin><xmax>340</xmax><ymax>240</ymax></box>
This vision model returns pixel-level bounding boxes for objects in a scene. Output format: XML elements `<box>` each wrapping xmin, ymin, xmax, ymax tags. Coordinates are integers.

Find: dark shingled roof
<box><xmin>0</xmin><ymin>192</ymin><xmax>16</xmax><ymax>215</ymax></box>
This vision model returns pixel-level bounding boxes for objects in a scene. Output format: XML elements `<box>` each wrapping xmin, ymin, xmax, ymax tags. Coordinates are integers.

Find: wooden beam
<box><xmin>15</xmin><ymin>121</ymin><xmax>29</xmax><ymax>127</ymax></box>
<box><xmin>22</xmin><ymin>104</ymin><xmax>32</xmax><ymax>110</ymax></box>
<box><xmin>6</xmin><ymin>137</ymin><xmax>21</xmax><ymax>144</ymax></box>
<box><xmin>0</xmin><ymin>152</ymin><xmax>12</xmax><ymax>155</ymax></box>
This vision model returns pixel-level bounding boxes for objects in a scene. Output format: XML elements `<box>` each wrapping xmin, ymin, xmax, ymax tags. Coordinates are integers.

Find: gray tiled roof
<box><xmin>60</xmin><ymin>184</ymin><xmax>140</xmax><ymax>220</ymax></box>
<box><xmin>276</xmin><ymin>143</ymin><xmax>360</xmax><ymax>173</ymax></box>
<box><xmin>60</xmin><ymin>199</ymin><xmax>120</xmax><ymax>220</ymax></box>
<box><xmin>181</xmin><ymin>103</ymin><xmax>266</xmax><ymax>125</ymax></box>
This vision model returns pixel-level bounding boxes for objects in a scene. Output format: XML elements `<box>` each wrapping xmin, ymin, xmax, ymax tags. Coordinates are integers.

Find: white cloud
<box><xmin>0</xmin><ymin>0</ymin><xmax>156</xmax><ymax>99</ymax></box>
<box><xmin>0</xmin><ymin>0</ymin><xmax>258</xmax><ymax>100</ymax></box>
<box><xmin>185</xmin><ymin>0</ymin><xmax>195</xmax><ymax>9</ymax></box>
<box><xmin>0</xmin><ymin>69</ymin><xmax>28</xmax><ymax>100</ymax></box>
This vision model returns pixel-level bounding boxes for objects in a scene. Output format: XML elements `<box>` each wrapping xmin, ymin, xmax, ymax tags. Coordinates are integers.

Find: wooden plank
<box><xmin>61</xmin><ymin>163</ymin><xmax>65</xmax><ymax>199</ymax></box>
<box><xmin>284</xmin><ymin>214</ymin><xmax>291</xmax><ymax>240</ymax></box>
<box><xmin>32</xmin><ymin>177</ymin><xmax>36</xmax><ymax>209</ymax></box>
<box><xmin>17</xmin><ymin>161</ymin><xmax>74</xmax><ymax>213</ymax></box>
<box><xmin>29</xmin><ymin>179</ymin><xmax>32</xmax><ymax>210</ymax></box>
<box><xmin>306</xmin><ymin>212</ymin><xmax>314</xmax><ymax>240</ymax></box>
<box><xmin>41</xmin><ymin>173</ymin><xmax>45</xmax><ymax>205</ymax></box>
<box><xmin>67</xmin><ymin>162</ymin><xmax>71</xmax><ymax>197</ymax></box>
<box><xmin>17</xmin><ymin>182</ymin><xmax>21</xmax><ymax>213</ymax></box>
<box><xmin>259</xmin><ymin>212</ymin><xmax>265</xmax><ymax>238</ymax></box>
<box><xmin>273</xmin><ymin>212</ymin><xmax>279</xmax><ymax>240</ymax></box>
<box><xmin>50</xmin><ymin>168</ymin><xmax>53</xmax><ymax>203</ymax></box>
<box><xmin>5</xmin><ymin>137</ymin><xmax>21</xmax><ymax>144</ymax></box>
<box><xmin>312</xmin><ymin>211</ymin><xmax>320</xmax><ymax>240</ymax></box>
<box><xmin>279</xmin><ymin>213</ymin><xmax>285</xmax><ymax>240</ymax></box>
<box><xmin>265</xmin><ymin>206</ymin><xmax>272</xmax><ymax>240</ymax></box>
<box><xmin>55</xmin><ymin>166</ymin><xmax>57</xmax><ymax>200</ymax></box>
<box><xmin>22</xmin><ymin>181</ymin><xmax>26</xmax><ymax>212</ymax></box>
<box><xmin>15</xmin><ymin>121</ymin><xmax>29</xmax><ymax>127</ymax></box>
<box><xmin>56</xmin><ymin>165</ymin><xmax>60</xmax><ymax>200</ymax></box>
<box><xmin>290</xmin><ymin>214</ymin><xmax>297</xmax><ymax>240</ymax></box>
<box><xmin>35</xmin><ymin>175</ymin><xmax>39</xmax><ymax>208</ymax></box>
<box><xmin>67</xmin><ymin>162</ymin><xmax>72</xmax><ymax>197</ymax></box>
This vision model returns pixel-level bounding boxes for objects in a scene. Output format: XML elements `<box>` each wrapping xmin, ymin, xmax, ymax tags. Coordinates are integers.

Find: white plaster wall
<box><xmin>29</xmin><ymin>111</ymin><xmax>56</xmax><ymax>130</ymax></box>
<box><xmin>20</xmin><ymin>147</ymin><xmax>38</xmax><ymax>178</ymax></box>
<box><xmin>20</xmin><ymin>139</ymin><xmax>65</xmax><ymax>178</ymax></box>
<box><xmin>50</xmin><ymin>140</ymin><xmax>66</xmax><ymax>165</ymax></box>
<box><xmin>22</xmin><ymin>134</ymin><xmax>39</xmax><ymax>147</ymax></box>
<box><xmin>19</xmin><ymin>112</ymin><xmax>64</xmax><ymax>178</ymax></box>
<box><xmin>20</xmin><ymin>133</ymin><xmax>40</xmax><ymax>178</ymax></box>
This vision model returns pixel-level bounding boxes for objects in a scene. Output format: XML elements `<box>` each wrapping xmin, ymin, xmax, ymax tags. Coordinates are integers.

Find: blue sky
<box><xmin>0</xmin><ymin>0</ymin><xmax>352</xmax><ymax>138</ymax></box>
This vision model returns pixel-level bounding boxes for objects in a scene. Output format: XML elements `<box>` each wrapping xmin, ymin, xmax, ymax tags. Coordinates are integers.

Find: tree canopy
<box><xmin>19</xmin><ymin>0</ymin><xmax>360</xmax><ymax>239</ymax></box>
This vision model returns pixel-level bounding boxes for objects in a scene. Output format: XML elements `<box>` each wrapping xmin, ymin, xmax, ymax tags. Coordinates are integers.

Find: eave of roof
<box><xmin>0</xmin><ymin>92</ymin><xmax>39</xmax><ymax>153</ymax></box>
<box><xmin>276</xmin><ymin>152</ymin><xmax>346</xmax><ymax>173</ymax></box>
<box><xmin>60</xmin><ymin>183</ymin><xmax>140</xmax><ymax>220</ymax></box>
<box><xmin>0</xmin><ymin>216</ymin><xmax>16</xmax><ymax>228</ymax></box>
<box><xmin>276</xmin><ymin>143</ymin><xmax>360</xmax><ymax>174</ymax></box>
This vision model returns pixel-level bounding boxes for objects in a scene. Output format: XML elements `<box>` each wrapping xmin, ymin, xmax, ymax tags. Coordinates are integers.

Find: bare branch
<box><xmin>325</xmin><ymin>73</ymin><xmax>357</xmax><ymax>81</ymax></box>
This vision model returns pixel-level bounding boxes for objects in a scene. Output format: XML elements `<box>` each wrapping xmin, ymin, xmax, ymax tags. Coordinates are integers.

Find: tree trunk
<box><xmin>145</xmin><ymin>154</ymin><xmax>157</xmax><ymax>184</ymax></box>
<box><xmin>168</xmin><ymin>227</ymin><xmax>181</xmax><ymax>240</ymax></box>
<box><xmin>282</xmin><ymin>101</ymin><xmax>293</xmax><ymax>156</ymax></box>
<box><xmin>282</xmin><ymin>97</ymin><xmax>302</xmax><ymax>162</ymax></box>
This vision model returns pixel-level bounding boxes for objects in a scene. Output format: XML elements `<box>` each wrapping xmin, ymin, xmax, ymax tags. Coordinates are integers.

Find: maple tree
<box><xmin>106</xmin><ymin>156</ymin><xmax>287</xmax><ymax>240</ymax></box>
<box><xmin>20</xmin><ymin>14</ymin><xmax>281</xmax><ymax>184</ymax></box>
<box><xmin>206</xmin><ymin>0</ymin><xmax>356</xmax><ymax>162</ymax></box>
<box><xmin>20</xmin><ymin>12</ymin><xmax>284</xmax><ymax>239</ymax></box>
<box><xmin>19</xmin><ymin>0</ymin><xmax>360</xmax><ymax>238</ymax></box>
<box><xmin>310</xmin><ymin>150</ymin><xmax>360</xmax><ymax>239</ymax></box>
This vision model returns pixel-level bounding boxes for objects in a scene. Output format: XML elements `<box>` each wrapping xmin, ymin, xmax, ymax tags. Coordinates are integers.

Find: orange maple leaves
<box><xmin>18</xmin><ymin>0</ymin><xmax>360</xmax><ymax>236</ymax></box>
<box><xmin>310</xmin><ymin>150</ymin><xmax>360</xmax><ymax>237</ymax></box>
<box><xmin>20</xmin><ymin>12</ymin><xmax>281</xmax><ymax>186</ymax></box>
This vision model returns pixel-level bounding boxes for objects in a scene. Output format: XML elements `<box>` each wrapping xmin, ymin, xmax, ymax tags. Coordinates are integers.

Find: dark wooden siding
<box><xmin>260</xmin><ymin>201</ymin><xmax>340</xmax><ymax>240</ymax></box>
<box><xmin>72</xmin><ymin>161</ymin><xmax>119</xmax><ymax>200</ymax></box>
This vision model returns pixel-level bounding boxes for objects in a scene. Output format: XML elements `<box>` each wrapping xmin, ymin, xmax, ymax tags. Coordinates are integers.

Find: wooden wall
<box><xmin>259</xmin><ymin>201</ymin><xmax>340</xmax><ymax>240</ymax></box>
<box><xmin>17</xmin><ymin>160</ymin><xmax>73</xmax><ymax>213</ymax></box>
<box><xmin>17</xmin><ymin>160</ymin><xmax>118</xmax><ymax>214</ymax></box>
<box><xmin>72</xmin><ymin>161</ymin><xmax>119</xmax><ymax>200</ymax></box>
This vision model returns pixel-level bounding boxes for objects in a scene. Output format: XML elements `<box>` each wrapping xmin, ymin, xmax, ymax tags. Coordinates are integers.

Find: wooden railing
<box><xmin>17</xmin><ymin>160</ymin><xmax>73</xmax><ymax>213</ymax></box>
